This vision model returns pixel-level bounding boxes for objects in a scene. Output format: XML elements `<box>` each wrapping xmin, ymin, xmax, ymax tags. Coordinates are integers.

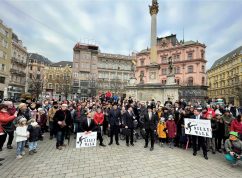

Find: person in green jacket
<box><xmin>224</xmin><ymin>131</ymin><xmax>242</xmax><ymax>166</ymax></box>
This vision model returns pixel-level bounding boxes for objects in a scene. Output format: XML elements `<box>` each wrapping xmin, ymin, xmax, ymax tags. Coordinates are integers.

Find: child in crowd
<box><xmin>157</xmin><ymin>117</ymin><xmax>167</xmax><ymax>146</ymax></box>
<box><xmin>27</xmin><ymin>119</ymin><xmax>42</xmax><ymax>155</ymax></box>
<box><xmin>15</xmin><ymin>117</ymin><xmax>29</xmax><ymax>159</ymax></box>
<box><xmin>166</xmin><ymin>115</ymin><xmax>176</xmax><ymax>148</ymax></box>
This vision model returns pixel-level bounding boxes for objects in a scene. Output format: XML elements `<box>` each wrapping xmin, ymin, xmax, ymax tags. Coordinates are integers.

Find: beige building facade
<box><xmin>27</xmin><ymin>53</ymin><xmax>52</xmax><ymax>99</ymax></box>
<box><xmin>43</xmin><ymin>61</ymin><xmax>72</xmax><ymax>100</ymax></box>
<box><xmin>0</xmin><ymin>19</ymin><xmax>12</xmax><ymax>99</ymax></box>
<box><xmin>8</xmin><ymin>33</ymin><xmax>28</xmax><ymax>100</ymax></box>
<box><xmin>207</xmin><ymin>46</ymin><xmax>242</xmax><ymax>106</ymax></box>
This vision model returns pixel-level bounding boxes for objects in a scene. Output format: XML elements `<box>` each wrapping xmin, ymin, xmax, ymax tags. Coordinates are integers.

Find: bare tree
<box><xmin>56</xmin><ymin>74</ymin><xmax>71</xmax><ymax>100</ymax></box>
<box><xmin>28</xmin><ymin>75</ymin><xmax>43</xmax><ymax>100</ymax></box>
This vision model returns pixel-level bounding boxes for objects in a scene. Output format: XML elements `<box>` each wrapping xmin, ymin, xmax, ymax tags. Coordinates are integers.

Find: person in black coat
<box><xmin>123</xmin><ymin>106</ymin><xmax>135</xmax><ymax>146</ymax></box>
<box><xmin>144</xmin><ymin>106</ymin><xmax>157</xmax><ymax>151</ymax></box>
<box><xmin>191</xmin><ymin>108</ymin><xmax>208</xmax><ymax>160</ymax></box>
<box><xmin>27</xmin><ymin>119</ymin><xmax>42</xmax><ymax>155</ymax></box>
<box><xmin>215</xmin><ymin>113</ymin><xmax>225</xmax><ymax>153</ymax></box>
<box><xmin>81</xmin><ymin>112</ymin><xmax>97</xmax><ymax>133</ymax></box>
<box><xmin>108</xmin><ymin>103</ymin><xmax>121</xmax><ymax>145</ymax></box>
<box><xmin>53</xmin><ymin>104</ymin><xmax>72</xmax><ymax>150</ymax></box>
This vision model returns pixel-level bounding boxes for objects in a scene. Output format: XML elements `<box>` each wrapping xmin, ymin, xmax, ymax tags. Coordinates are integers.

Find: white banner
<box><xmin>184</xmin><ymin>118</ymin><xmax>212</xmax><ymax>138</ymax></box>
<box><xmin>76</xmin><ymin>132</ymin><xmax>97</xmax><ymax>148</ymax></box>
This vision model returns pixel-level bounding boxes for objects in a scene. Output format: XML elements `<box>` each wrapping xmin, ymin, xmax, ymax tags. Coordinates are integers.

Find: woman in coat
<box><xmin>0</xmin><ymin>104</ymin><xmax>17</xmax><ymax>166</ymax></box>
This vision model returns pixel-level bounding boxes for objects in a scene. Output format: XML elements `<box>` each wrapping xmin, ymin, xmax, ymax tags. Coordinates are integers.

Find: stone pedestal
<box><xmin>166</xmin><ymin>74</ymin><xmax>176</xmax><ymax>85</ymax></box>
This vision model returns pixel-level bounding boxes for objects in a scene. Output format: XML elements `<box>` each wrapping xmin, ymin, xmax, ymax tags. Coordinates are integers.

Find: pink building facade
<box><xmin>135</xmin><ymin>34</ymin><xmax>208</xmax><ymax>102</ymax></box>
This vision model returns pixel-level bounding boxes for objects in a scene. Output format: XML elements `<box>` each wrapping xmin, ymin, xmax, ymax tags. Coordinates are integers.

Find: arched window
<box><xmin>188</xmin><ymin>77</ymin><xmax>193</xmax><ymax>86</ymax></box>
<box><xmin>188</xmin><ymin>66</ymin><xmax>193</xmax><ymax>73</ymax></box>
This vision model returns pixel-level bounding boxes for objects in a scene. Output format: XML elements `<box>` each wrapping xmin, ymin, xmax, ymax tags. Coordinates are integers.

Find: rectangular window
<box><xmin>140</xmin><ymin>60</ymin><xmax>144</xmax><ymax>66</ymax></box>
<box><xmin>0</xmin><ymin>76</ymin><xmax>5</xmax><ymax>84</ymax></box>
<box><xmin>162</xmin><ymin>68</ymin><xmax>167</xmax><ymax>75</ymax></box>
<box><xmin>49</xmin><ymin>75</ymin><xmax>52</xmax><ymax>80</ymax></box>
<box><xmin>37</xmin><ymin>67</ymin><xmax>40</xmax><ymax>71</ymax></box>
<box><xmin>187</xmin><ymin>53</ymin><xmax>193</xmax><ymax>60</ymax></box>
<box><xmin>0</xmin><ymin>64</ymin><xmax>5</xmax><ymax>71</ymax></box>
<box><xmin>161</xmin><ymin>56</ymin><xmax>167</xmax><ymax>63</ymax></box>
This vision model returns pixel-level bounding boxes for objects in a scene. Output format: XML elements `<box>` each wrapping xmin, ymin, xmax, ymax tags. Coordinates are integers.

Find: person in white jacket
<box><xmin>15</xmin><ymin>117</ymin><xmax>29</xmax><ymax>159</ymax></box>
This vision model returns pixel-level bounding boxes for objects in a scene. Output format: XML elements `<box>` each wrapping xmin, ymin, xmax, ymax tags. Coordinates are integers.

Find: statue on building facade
<box><xmin>168</xmin><ymin>56</ymin><xmax>173</xmax><ymax>75</ymax></box>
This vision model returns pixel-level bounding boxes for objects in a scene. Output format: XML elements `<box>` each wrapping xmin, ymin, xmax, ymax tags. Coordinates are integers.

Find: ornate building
<box><xmin>135</xmin><ymin>34</ymin><xmax>207</xmax><ymax>102</ymax></box>
<box><xmin>0</xmin><ymin>19</ymin><xmax>12</xmax><ymax>99</ymax></box>
<box><xmin>27</xmin><ymin>53</ymin><xmax>52</xmax><ymax>99</ymax></box>
<box><xmin>8</xmin><ymin>33</ymin><xmax>28</xmax><ymax>100</ymax></box>
<box><xmin>72</xmin><ymin>43</ymin><xmax>134</xmax><ymax>99</ymax></box>
<box><xmin>43</xmin><ymin>61</ymin><xmax>72</xmax><ymax>100</ymax></box>
<box><xmin>207</xmin><ymin>46</ymin><xmax>242</xmax><ymax>106</ymax></box>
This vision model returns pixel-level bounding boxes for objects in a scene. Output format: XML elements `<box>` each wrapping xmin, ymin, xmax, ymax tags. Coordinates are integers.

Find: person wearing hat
<box><xmin>108</xmin><ymin>103</ymin><xmax>121</xmax><ymax>145</ymax></box>
<box><xmin>53</xmin><ymin>103</ymin><xmax>72</xmax><ymax>150</ymax></box>
<box><xmin>17</xmin><ymin>103</ymin><xmax>31</xmax><ymax>121</ymax></box>
<box><xmin>123</xmin><ymin>106</ymin><xmax>135</xmax><ymax>147</ymax></box>
<box><xmin>36</xmin><ymin>108</ymin><xmax>47</xmax><ymax>135</ymax></box>
<box><xmin>48</xmin><ymin>101</ymin><xmax>59</xmax><ymax>139</ymax></box>
<box><xmin>166</xmin><ymin>115</ymin><xmax>176</xmax><ymax>148</ymax></box>
<box><xmin>191</xmin><ymin>108</ymin><xmax>208</xmax><ymax>160</ymax></box>
<box><xmin>144</xmin><ymin>105</ymin><xmax>158</xmax><ymax>151</ymax></box>
<box><xmin>224</xmin><ymin>131</ymin><xmax>242</xmax><ymax>166</ymax></box>
<box><xmin>15</xmin><ymin>117</ymin><xmax>29</xmax><ymax>159</ymax></box>
<box><xmin>1</xmin><ymin>101</ymin><xmax>16</xmax><ymax>150</ymax></box>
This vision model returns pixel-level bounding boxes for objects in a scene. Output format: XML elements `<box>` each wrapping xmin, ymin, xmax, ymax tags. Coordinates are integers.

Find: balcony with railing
<box><xmin>11</xmin><ymin>57</ymin><xmax>27</xmax><ymax>67</ymax></box>
<box><xmin>10</xmin><ymin>68</ymin><xmax>26</xmax><ymax>77</ymax></box>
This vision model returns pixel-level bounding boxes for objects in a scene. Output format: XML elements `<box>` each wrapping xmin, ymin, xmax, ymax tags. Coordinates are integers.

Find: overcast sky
<box><xmin>0</xmin><ymin>0</ymin><xmax>241</xmax><ymax>68</ymax></box>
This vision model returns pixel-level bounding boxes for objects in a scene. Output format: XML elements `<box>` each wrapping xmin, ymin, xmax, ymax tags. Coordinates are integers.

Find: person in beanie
<box><xmin>73</xmin><ymin>104</ymin><xmax>87</xmax><ymax>139</ymax></box>
<box><xmin>166</xmin><ymin>115</ymin><xmax>176</xmax><ymax>148</ymax></box>
<box><xmin>36</xmin><ymin>108</ymin><xmax>47</xmax><ymax>134</ymax></box>
<box><xmin>157</xmin><ymin>117</ymin><xmax>167</xmax><ymax>146</ymax></box>
<box><xmin>1</xmin><ymin>101</ymin><xmax>16</xmax><ymax>150</ymax></box>
<box><xmin>27</xmin><ymin>119</ymin><xmax>42</xmax><ymax>155</ymax></box>
<box><xmin>47</xmin><ymin>101</ymin><xmax>59</xmax><ymax>139</ymax></box>
<box><xmin>224</xmin><ymin>131</ymin><xmax>242</xmax><ymax>166</ymax></box>
<box><xmin>15</xmin><ymin>117</ymin><xmax>29</xmax><ymax>159</ymax></box>
<box><xmin>93</xmin><ymin>107</ymin><xmax>106</xmax><ymax>146</ymax></box>
<box><xmin>17</xmin><ymin>103</ymin><xmax>31</xmax><ymax>121</ymax></box>
<box><xmin>53</xmin><ymin>104</ymin><xmax>72</xmax><ymax>150</ymax></box>
<box><xmin>144</xmin><ymin>106</ymin><xmax>157</xmax><ymax>151</ymax></box>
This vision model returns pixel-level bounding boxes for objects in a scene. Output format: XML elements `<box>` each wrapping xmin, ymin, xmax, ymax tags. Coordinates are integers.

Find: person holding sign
<box><xmin>191</xmin><ymin>107</ymin><xmax>208</xmax><ymax>160</ymax></box>
<box><xmin>81</xmin><ymin>111</ymin><xmax>96</xmax><ymax>133</ymax></box>
<box><xmin>224</xmin><ymin>131</ymin><xmax>242</xmax><ymax>166</ymax></box>
<box><xmin>93</xmin><ymin>107</ymin><xmax>106</xmax><ymax>147</ymax></box>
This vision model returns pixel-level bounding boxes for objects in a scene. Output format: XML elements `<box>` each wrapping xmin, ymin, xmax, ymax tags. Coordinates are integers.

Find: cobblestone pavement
<box><xmin>0</xmin><ymin>134</ymin><xmax>241</xmax><ymax>178</ymax></box>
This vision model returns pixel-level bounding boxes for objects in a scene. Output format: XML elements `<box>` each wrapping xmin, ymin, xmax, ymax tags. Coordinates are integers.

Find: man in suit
<box><xmin>144</xmin><ymin>106</ymin><xmax>157</xmax><ymax>151</ymax></box>
<box><xmin>191</xmin><ymin>107</ymin><xmax>208</xmax><ymax>160</ymax></box>
<box><xmin>81</xmin><ymin>112</ymin><xmax>97</xmax><ymax>133</ymax></box>
<box><xmin>123</xmin><ymin>106</ymin><xmax>135</xmax><ymax>146</ymax></box>
<box><xmin>108</xmin><ymin>103</ymin><xmax>121</xmax><ymax>145</ymax></box>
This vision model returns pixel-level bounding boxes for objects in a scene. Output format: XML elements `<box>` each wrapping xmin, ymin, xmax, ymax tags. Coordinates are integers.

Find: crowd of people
<box><xmin>0</xmin><ymin>96</ymin><xmax>242</xmax><ymax>167</ymax></box>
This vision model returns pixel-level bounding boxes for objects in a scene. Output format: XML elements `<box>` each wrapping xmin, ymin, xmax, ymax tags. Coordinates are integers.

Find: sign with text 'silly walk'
<box><xmin>184</xmin><ymin>118</ymin><xmax>212</xmax><ymax>138</ymax></box>
<box><xmin>76</xmin><ymin>132</ymin><xmax>97</xmax><ymax>148</ymax></box>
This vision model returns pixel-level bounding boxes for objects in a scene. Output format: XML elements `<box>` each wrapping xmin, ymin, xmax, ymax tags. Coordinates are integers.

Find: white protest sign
<box><xmin>184</xmin><ymin>118</ymin><xmax>212</xmax><ymax>138</ymax></box>
<box><xmin>76</xmin><ymin>132</ymin><xmax>97</xmax><ymax>148</ymax></box>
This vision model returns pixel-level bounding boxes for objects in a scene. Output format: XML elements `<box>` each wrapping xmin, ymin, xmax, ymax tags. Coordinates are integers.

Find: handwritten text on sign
<box><xmin>184</xmin><ymin>118</ymin><xmax>212</xmax><ymax>138</ymax></box>
<box><xmin>76</xmin><ymin>132</ymin><xmax>97</xmax><ymax>148</ymax></box>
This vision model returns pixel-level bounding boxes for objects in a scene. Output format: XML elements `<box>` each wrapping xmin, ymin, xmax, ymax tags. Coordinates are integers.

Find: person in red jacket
<box><xmin>166</xmin><ymin>115</ymin><xmax>177</xmax><ymax>149</ymax></box>
<box><xmin>93</xmin><ymin>107</ymin><xmax>105</xmax><ymax>146</ymax></box>
<box><xmin>231</xmin><ymin>115</ymin><xmax>242</xmax><ymax>140</ymax></box>
<box><xmin>0</xmin><ymin>104</ymin><xmax>17</xmax><ymax>166</ymax></box>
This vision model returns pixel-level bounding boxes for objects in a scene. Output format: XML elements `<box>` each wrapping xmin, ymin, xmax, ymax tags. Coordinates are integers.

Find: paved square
<box><xmin>0</xmin><ymin>134</ymin><xmax>241</xmax><ymax>178</ymax></box>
